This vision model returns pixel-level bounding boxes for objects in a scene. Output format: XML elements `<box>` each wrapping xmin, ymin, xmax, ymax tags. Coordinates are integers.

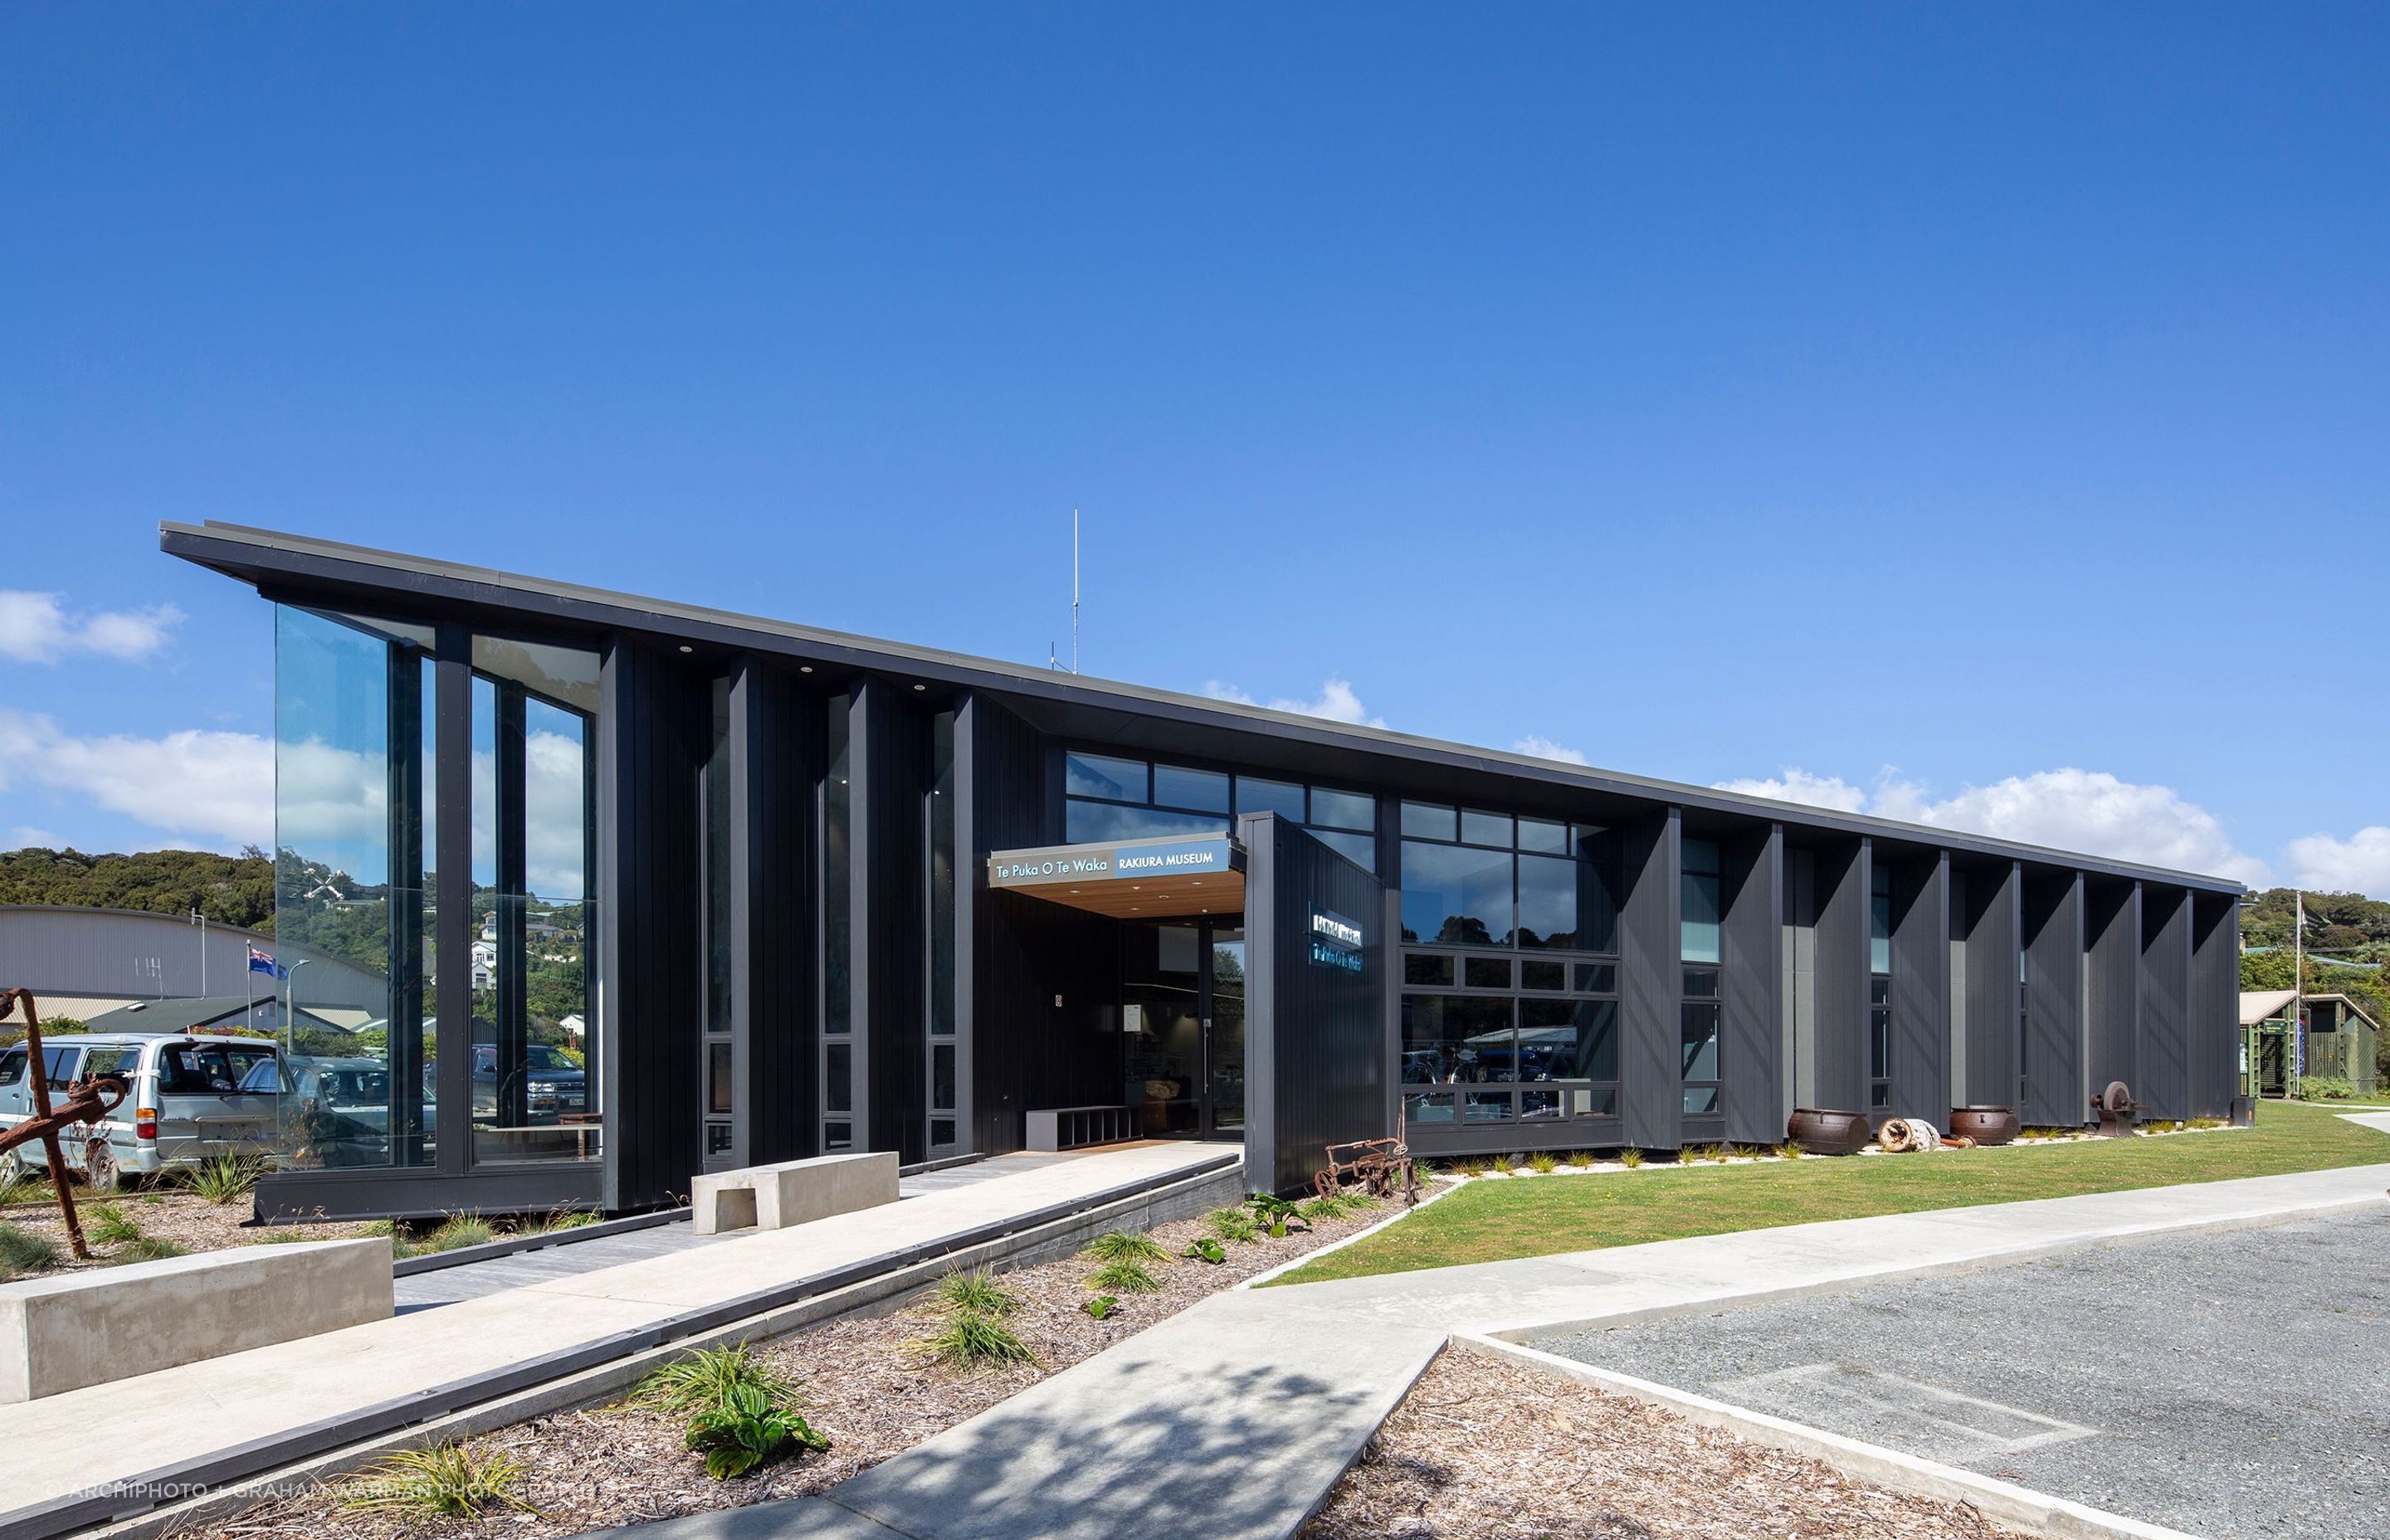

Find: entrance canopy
<box><xmin>988</xmin><ymin>832</ymin><xmax>1246</xmax><ymax>919</ymax></box>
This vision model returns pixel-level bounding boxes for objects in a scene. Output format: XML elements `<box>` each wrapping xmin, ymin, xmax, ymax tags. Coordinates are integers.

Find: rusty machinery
<box><xmin>0</xmin><ymin>987</ymin><xmax>131</xmax><ymax>1260</ymax></box>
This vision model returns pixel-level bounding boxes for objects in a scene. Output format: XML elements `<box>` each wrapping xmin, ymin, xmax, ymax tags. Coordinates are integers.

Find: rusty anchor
<box><xmin>0</xmin><ymin>987</ymin><xmax>131</xmax><ymax>1262</ymax></box>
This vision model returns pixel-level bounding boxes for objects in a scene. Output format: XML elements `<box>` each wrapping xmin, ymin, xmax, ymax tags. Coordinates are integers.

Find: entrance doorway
<box><xmin>1121</xmin><ymin>919</ymin><xmax>1246</xmax><ymax>1140</ymax></box>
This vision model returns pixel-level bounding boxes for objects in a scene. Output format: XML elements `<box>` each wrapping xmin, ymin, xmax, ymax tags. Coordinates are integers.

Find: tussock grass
<box><xmin>182</xmin><ymin>1153</ymin><xmax>268</xmax><ymax>1206</ymax></box>
<box><xmin>1204</xmin><ymin>1206</ymin><xmax>1259</xmax><ymax>1244</ymax></box>
<box><xmin>1086</xmin><ymin>1257</ymin><xmax>1163</xmax><ymax>1294</ymax></box>
<box><xmin>634</xmin><ymin>1342</ymin><xmax>800</xmax><ymax>1416</ymax></box>
<box><xmin>338</xmin><ymin>1443</ymin><xmax>535</xmax><ymax>1518</ymax></box>
<box><xmin>934</xmin><ymin>1266</ymin><xmax>1022</xmax><ymax>1316</ymax></box>
<box><xmin>1080</xmin><ymin>1228</ymin><xmax>1168</xmax><ymax>1264</ymax></box>
<box><xmin>910</xmin><ymin>1308</ymin><xmax>1039</xmax><ymax>1370</ymax></box>
<box><xmin>0</xmin><ymin>1220</ymin><xmax>60</xmax><ymax>1279</ymax></box>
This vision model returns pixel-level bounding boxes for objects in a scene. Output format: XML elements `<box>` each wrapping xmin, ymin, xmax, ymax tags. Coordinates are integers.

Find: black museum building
<box><xmin>163</xmin><ymin>523</ymin><xmax>2246</xmax><ymax>1221</ymax></box>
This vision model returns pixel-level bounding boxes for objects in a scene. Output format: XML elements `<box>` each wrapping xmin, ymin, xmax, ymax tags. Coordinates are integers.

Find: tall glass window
<box><xmin>1680</xmin><ymin>839</ymin><xmax>1723</xmax><ymax>1114</ymax></box>
<box><xmin>274</xmin><ymin>607</ymin><xmax>436</xmax><ymax>1169</ymax></box>
<box><xmin>700</xmin><ymin>678</ymin><xmax>735</xmax><ymax>1164</ymax></box>
<box><xmin>1870</xmin><ymin>861</ymin><xmax>1894</xmax><ymax>1109</ymax></box>
<box><xmin>467</xmin><ymin>636</ymin><xmax>600</xmax><ymax>1165</ymax></box>
<box><xmin>926</xmin><ymin>709</ymin><xmax>958</xmax><ymax>1153</ymax></box>
<box><xmin>822</xmin><ymin>698</ymin><xmax>853</xmax><ymax>1150</ymax></box>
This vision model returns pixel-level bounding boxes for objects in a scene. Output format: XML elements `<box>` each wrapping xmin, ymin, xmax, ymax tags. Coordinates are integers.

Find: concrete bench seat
<box><xmin>693</xmin><ymin>1151</ymin><xmax>900</xmax><ymax>1236</ymax></box>
<box><xmin>2</xmin><ymin>1237</ymin><xmax>391</xmax><ymax>1402</ymax></box>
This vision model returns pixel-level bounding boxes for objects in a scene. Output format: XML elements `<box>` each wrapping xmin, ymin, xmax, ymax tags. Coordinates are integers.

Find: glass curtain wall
<box><xmin>1063</xmin><ymin>752</ymin><xmax>1377</xmax><ymax>870</ymax></box>
<box><xmin>1680</xmin><ymin>838</ymin><xmax>1723</xmax><ymax>1114</ymax></box>
<box><xmin>1399</xmin><ymin>804</ymin><xmax>1622</xmax><ymax>1128</ymax></box>
<box><xmin>926</xmin><ymin>709</ymin><xmax>958</xmax><ymax>1153</ymax></box>
<box><xmin>821</xmin><ymin>698</ymin><xmax>854</xmax><ymax>1150</ymax></box>
<box><xmin>1870</xmin><ymin>861</ymin><xmax>1894</xmax><ymax>1109</ymax></box>
<box><xmin>274</xmin><ymin>607</ymin><xmax>436</xmax><ymax>1168</ymax></box>
<box><xmin>467</xmin><ymin>636</ymin><xmax>600</xmax><ymax>1164</ymax></box>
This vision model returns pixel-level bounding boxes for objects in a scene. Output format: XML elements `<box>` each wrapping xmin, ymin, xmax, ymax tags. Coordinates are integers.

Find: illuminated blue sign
<box><xmin>1112</xmin><ymin>838</ymin><xmax>1232</xmax><ymax>877</ymax></box>
<box><xmin>1310</xmin><ymin>906</ymin><xmax>1363</xmax><ymax>972</ymax></box>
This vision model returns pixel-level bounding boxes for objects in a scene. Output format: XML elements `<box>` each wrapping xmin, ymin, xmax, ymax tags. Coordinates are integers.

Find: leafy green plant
<box><xmin>85</xmin><ymin>1202</ymin><xmax>144</xmax><ymax>1246</ymax></box>
<box><xmin>683</xmin><ymin>1382</ymin><xmax>830</xmax><ymax>1479</ymax></box>
<box><xmin>1205</xmin><ymin>1206</ymin><xmax>1259</xmax><ymax>1244</ymax></box>
<box><xmin>935</xmin><ymin>1266</ymin><xmax>1022</xmax><ymax>1316</ymax></box>
<box><xmin>1524</xmin><ymin>1150</ymin><xmax>1558</xmax><ymax>1174</ymax></box>
<box><xmin>1243</xmin><ymin>1192</ymin><xmax>1310</xmax><ymax>1237</ymax></box>
<box><xmin>1181</xmin><ymin>1236</ymin><xmax>1227</xmax><ymax>1265</ymax></box>
<box><xmin>1296</xmin><ymin>1196</ymin><xmax>1343</xmax><ymax>1223</ymax></box>
<box><xmin>635</xmin><ymin>1342</ymin><xmax>800</xmax><ymax>1417</ymax></box>
<box><xmin>424</xmin><ymin>1212</ymin><xmax>496</xmax><ymax>1252</ymax></box>
<box><xmin>183</xmin><ymin>1153</ymin><xmax>268</xmax><ymax>1206</ymax></box>
<box><xmin>0</xmin><ymin>1220</ymin><xmax>61</xmax><ymax>1279</ymax></box>
<box><xmin>1082</xmin><ymin>1294</ymin><xmax>1120</xmax><ymax>1320</ymax></box>
<box><xmin>2301</xmin><ymin>1077</ymin><xmax>2358</xmax><ymax>1102</ymax></box>
<box><xmin>337</xmin><ymin>1442</ymin><xmax>536</xmax><ymax>1518</ymax></box>
<box><xmin>1617</xmin><ymin>1147</ymin><xmax>1644</xmax><ymax>1168</ymax></box>
<box><xmin>1080</xmin><ymin>1228</ymin><xmax>1168</xmax><ymax>1264</ymax></box>
<box><xmin>1566</xmin><ymin>1148</ymin><xmax>1595</xmax><ymax>1168</ymax></box>
<box><xmin>1087</xmin><ymin>1257</ymin><xmax>1163</xmax><ymax>1294</ymax></box>
<box><xmin>911</xmin><ymin>1308</ymin><xmax>1040</xmax><ymax>1370</ymax></box>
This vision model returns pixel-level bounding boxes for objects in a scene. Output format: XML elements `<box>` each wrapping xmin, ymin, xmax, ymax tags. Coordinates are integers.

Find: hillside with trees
<box><xmin>0</xmin><ymin>846</ymin><xmax>276</xmax><ymax>930</ymax></box>
<box><xmin>2240</xmin><ymin>887</ymin><xmax>2389</xmax><ymax>1030</ymax></box>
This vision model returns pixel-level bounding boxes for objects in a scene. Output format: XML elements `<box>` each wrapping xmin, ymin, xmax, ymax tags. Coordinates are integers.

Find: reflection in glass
<box><xmin>1401</xmin><ymin>841</ymin><xmax>1512</xmax><ymax>945</ymax></box>
<box><xmin>1460</xmin><ymin>809</ymin><xmax>1512</xmax><ymax>847</ymax></box>
<box><xmin>1401</xmin><ymin>802</ymin><xmax>1457</xmax><ymax>841</ymax></box>
<box><xmin>1066</xmin><ymin>802</ymin><xmax>1232</xmax><ymax>843</ymax></box>
<box><xmin>1308</xmin><ymin>828</ymin><xmax>1377</xmax><ymax>873</ymax></box>
<box><xmin>275</xmin><ymin>606</ymin><xmax>432</xmax><ymax>1171</ymax></box>
<box><xmin>1153</xmin><ymin>764</ymin><xmax>1229</xmax><ymax>813</ymax></box>
<box><xmin>1401</xmin><ymin>994</ymin><xmax>1514</xmax><ymax>1083</ymax></box>
<box><xmin>1235</xmin><ymin>777</ymin><xmax>1305</xmax><ymax>820</ymax></box>
<box><xmin>1309</xmin><ymin>787</ymin><xmax>1375</xmax><ymax>831</ymax></box>
<box><xmin>1517</xmin><ymin>817</ymin><xmax>1567</xmax><ymax>855</ymax></box>
<box><xmin>1066</xmin><ymin>752</ymin><xmax>1146</xmax><ymax>802</ymax></box>
<box><xmin>1521</xmin><ymin>959</ymin><xmax>1565</xmax><ymax>992</ymax></box>
<box><xmin>1515</xmin><ymin>853</ymin><xmax>1578</xmax><ymax>948</ymax></box>
<box><xmin>1680</xmin><ymin>1001</ymin><xmax>1721</xmax><ymax>1084</ymax></box>
<box><xmin>1404</xmin><ymin>953</ymin><xmax>1455</xmax><ymax>987</ymax></box>
<box><xmin>1464</xmin><ymin>956</ymin><xmax>1512</xmax><ymax>989</ymax></box>
<box><xmin>1871</xmin><ymin>862</ymin><xmax>1894</xmax><ymax>975</ymax></box>
<box><xmin>1524</xmin><ymin>998</ymin><xmax>1617</xmax><ymax>1083</ymax></box>
<box><xmin>1680</xmin><ymin>837</ymin><xmax>1722</xmax><ymax>965</ymax></box>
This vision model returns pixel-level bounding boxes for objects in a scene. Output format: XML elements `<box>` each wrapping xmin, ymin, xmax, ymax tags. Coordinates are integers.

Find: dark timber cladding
<box><xmin>1958</xmin><ymin>860</ymin><xmax>2022</xmax><ymax>1109</ymax></box>
<box><xmin>1243</xmin><ymin>816</ymin><xmax>1382</xmax><ymax>1195</ymax></box>
<box><xmin>159</xmin><ymin>522</ymin><xmax>2253</xmax><ymax>1218</ymax></box>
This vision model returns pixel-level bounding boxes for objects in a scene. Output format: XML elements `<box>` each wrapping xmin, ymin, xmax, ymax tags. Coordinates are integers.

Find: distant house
<box><xmin>2242</xmin><ymin>990</ymin><xmax>2380</xmax><ymax>1097</ymax></box>
<box><xmin>76</xmin><ymin>994</ymin><xmax>350</xmax><ymax>1040</ymax></box>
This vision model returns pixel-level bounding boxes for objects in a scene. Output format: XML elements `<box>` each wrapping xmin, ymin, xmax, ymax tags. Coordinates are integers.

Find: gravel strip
<box><xmin>184</xmin><ymin>1193</ymin><xmax>1419</xmax><ymax>1539</ymax></box>
<box><xmin>1302</xmin><ymin>1349</ymin><xmax>2028</xmax><ymax>1540</ymax></box>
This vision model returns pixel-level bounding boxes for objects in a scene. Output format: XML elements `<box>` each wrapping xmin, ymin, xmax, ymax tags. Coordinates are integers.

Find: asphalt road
<box><xmin>1535</xmin><ymin>1206</ymin><xmax>2390</xmax><ymax>1540</ymax></box>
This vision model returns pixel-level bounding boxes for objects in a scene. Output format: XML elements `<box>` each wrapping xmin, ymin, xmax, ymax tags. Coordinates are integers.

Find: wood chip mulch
<box><xmin>2</xmin><ymin>1185</ymin><xmax>375</xmax><ymax>1270</ymax></box>
<box><xmin>186</xmin><ymin>1194</ymin><xmax>1412</xmax><ymax>1540</ymax></box>
<box><xmin>1302</xmin><ymin>1350</ymin><xmax>2025</xmax><ymax>1540</ymax></box>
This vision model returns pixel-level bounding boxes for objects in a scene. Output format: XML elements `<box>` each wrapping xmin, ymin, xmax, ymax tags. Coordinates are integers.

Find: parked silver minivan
<box><xmin>0</xmin><ymin>1033</ymin><xmax>284</xmax><ymax>1182</ymax></box>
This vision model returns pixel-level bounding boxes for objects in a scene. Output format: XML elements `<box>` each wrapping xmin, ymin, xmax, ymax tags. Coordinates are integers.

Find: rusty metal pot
<box><xmin>1787</xmin><ymin>1107</ymin><xmax>1873</xmax><ymax>1156</ymax></box>
<box><xmin>1947</xmin><ymin>1106</ymin><xmax>2020</xmax><ymax>1146</ymax></box>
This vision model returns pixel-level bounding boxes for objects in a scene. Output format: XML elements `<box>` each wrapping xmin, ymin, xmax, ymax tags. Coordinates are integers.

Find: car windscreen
<box><xmin>156</xmin><ymin>1045</ymin><xmax>240</xmax><ymax>1094</ymax></box>
<box><xmin>524</xmin><ymin>1045</ymin><xmax>580</xmax><ymax>1071</ymax></box>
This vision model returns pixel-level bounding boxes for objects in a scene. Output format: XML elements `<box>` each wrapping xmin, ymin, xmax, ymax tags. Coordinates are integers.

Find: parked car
<box><xmin>0</xmin><ymin>1033</ymin><xmax>283</xmax><ymax>1182</ymax></box>
<box><xmin>246</xmin><ymin>1053</ymin><xmax>403</xmax><ymax>1167</ymax></box>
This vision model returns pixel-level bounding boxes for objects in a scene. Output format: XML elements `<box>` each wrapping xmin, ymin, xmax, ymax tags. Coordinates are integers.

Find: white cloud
<box><xmin>0</xmin><ymin>592</ymin><xmax>184</xmax><ymax>664</ymax></box>
<box><xmin>1715</xmin><ymin>763</ymin><xmax>2270</xmax><ymax>885</ymax></box>
<box><xmin>7</xmin><ymin>826</ymin><xmax>65</xmax><ymax>849</ymax></box>
<box><xmin>0</xmin><ymin>709</ymin><xmax>271</xmax><ymax>851</ymax></box>
<box><xmin>2285</xmin><ymin>826</ymin><xmax>2390</xmax><ymax>896</ymax></box>
<box><xmin>1512</xmin><ymin>734</ymin><xmax>1589</xmax><ymax>766</ymax></box>
<box><xmin>1202</xmin><ymin>676</ymin><xmax>1386</xmax><ymax>729</ymax></box>
<box><xmin>1713</xmin><ymin>768</ymin><xmax>1872</xmax><ymax>814</ymax></box>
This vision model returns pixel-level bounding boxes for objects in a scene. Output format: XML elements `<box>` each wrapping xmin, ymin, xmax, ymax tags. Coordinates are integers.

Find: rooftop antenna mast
<box><xmin>1071</xmin><ymin>509</ymin><xmax>1080</xmax><ymax>675</ymax></box>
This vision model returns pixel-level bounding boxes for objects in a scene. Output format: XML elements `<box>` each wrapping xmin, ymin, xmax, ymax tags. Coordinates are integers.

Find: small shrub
<box><xmin>1181</xmin><ymin>1236</ymin><xmax>1227</xmax><ymax>1265</ymax></box>
<box><xmin>2189</xmin><ymin>1116</ymin><xmax>2227</xmax><ymax>1130</ymax></box>
<box><xmin>2301</xmin><ymin>1077</ymin><xmax>2357</xmax><ymax>1102</ymax></box>
<box><xmin>1087</xmin><ymin>1257</ymin><xmax>1163</xmax><ymax>1294</ymax></box>
<box><xmin>935</xmin><ymin>1266</ymin><xmax>1022</xmax><ymax>1317</ymax></box>
<box><xmin>337</xmin><ymin>1443</ymin><xmax>535</xmax><ymax>1519</ymax></box>
<box><xmin>1082</xmin><ymin>1294</ymin><xmax>1119</xmax><ymax>1320</ymax></box>
<box><xmin>183</xmin><ymin>1154</ymin><xmax>267</xmax><ymax>1206</ymax></box>
<box><xmin>1690</xmin><ymin>1143</ymin><xmax>1730</xmax><ymax>1164</ymax></box>
<box><xmin>1341</xmin><ymin>1187</ymin><xmax>1382</xmax><ymax>1211</ymax></box>
<box><xmin>115</xmin><ymin>1235</ymin><xmax>190</xmax><ymax>1263</ymax></box>
<box><xmin>1245</xmin><ymin>1191</ymin><xmax>1310</xmax><ymax>1237</ymax></box>
<box><xmin>1617</xmin><ymin>1147</ymin><xmax>1644</xmax><ymax>1168</ymax></box>
<box><xmin>683</xmin><ymin>1382</ymin><xmax>830</xmax><ymax>1479</ymax></box>
<box><xmin>425</xmin><ymin>1212</ymin><xmax>496</xmax><ymax>1252</ymax></box>
<box><xmin>0</xmin><ymin>1163</ymin><xmax>51</xmax><ymax>1208</ymax></box>
<box><xmin>1454</xmin><ymin>1156</ymin><xmax>1490</xmax><ymax>1178</ymax></box>
<box><xmin>0</xmin><ymin>1220</ymin><xmax>61</xmax><ymax>1279</ymax></box>
<box><xmin>635</xmin><ymin>1343</ymin><xmax>800</xmax><ymax>1416</ymax></box>
<box><xmin>1296</xmin><ymin>1196</ymin><xmax>1342</xmax><ymax>1223</ymax></box>
<box><xmin>1080</xmin><ymin>1228</ymin><xmax>1168</xmax><ymax>1264</ymax></box>
<box><xmin>1205</xmin><ymin>1207</ymin><xmax>1259</xmax><ymax>1245</ymax></box>
<box><xmin>85</xmin><ymin>1202</ymin><xmax>144</xmax><ymax>1246</ymax></box>
<box><xmin>1524</xmin><ymin>1150</ymin><xmax>1558</xmax><ymax>1175</ymax></box>
<box><xmin>1566</xmin><ymin>1148</ymin><xmax>1594</xmax><ymax>1168</ymax></box>
<box><xmin>525</xmin><ymin>1207</ymin><xmax>598</xmax><ymax>1234</ymax></box>
<box><xmin>1773</xmin><ymin>1141</ymin><xmax>1801</xmax><ymax>1160</ymax></box>
<box><xmin>911</xmin><ymin>1309</ymin><xmax>1039</xmax><ymax>1370</ymax></box>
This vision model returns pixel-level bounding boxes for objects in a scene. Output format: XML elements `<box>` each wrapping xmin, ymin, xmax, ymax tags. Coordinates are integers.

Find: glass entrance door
<box><xmin>1123</xmin><ymin>919</ymin><xmax>1246</xmax><ymax>1140</ymax></box>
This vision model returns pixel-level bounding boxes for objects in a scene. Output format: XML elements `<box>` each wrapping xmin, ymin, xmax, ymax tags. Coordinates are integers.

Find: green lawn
<box><xmin>1271</xmin><ymin>1100</ymin><xmax>2390</xmax><ymax>1285</ymax></box>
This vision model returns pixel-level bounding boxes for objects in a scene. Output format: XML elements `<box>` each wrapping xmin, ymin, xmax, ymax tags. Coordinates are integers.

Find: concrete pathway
<box><xmin>593</xmin><ymin>1157</ymin><xmax>2390</xmax><ymax>1540</ymax></box>
<box><xmin>0</xmin><ymin>1141</ymin><xmax>1228</xmax><ymax>1528</ymax></box>
<box><xmin>398</xmin><ymin>1153</ymin><xmax>1090</xmax><ymax>1310</ymax></box>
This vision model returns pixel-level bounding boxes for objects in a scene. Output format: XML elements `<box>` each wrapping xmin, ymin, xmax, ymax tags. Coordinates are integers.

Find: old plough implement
<box><xmin>0</xmin><ymin>987</ymin><xmax>131</xmax><ymax>1260</ymax></box>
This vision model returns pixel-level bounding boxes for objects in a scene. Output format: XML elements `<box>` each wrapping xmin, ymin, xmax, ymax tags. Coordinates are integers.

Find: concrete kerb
<box><xmin>1451</xmin><ymin>1333</ymin><xmax>2201</xmax><ymax>1540</ymax></box>
<box><xmin>70</xmin><ymin>1157</ymin><xmax>1245</xmax><ymax>1540</ymax></box>
<box><xmin>1236</xmin><ymin>1177</ymin><xmax>1466</xmax><ymax>1291</ymax></box>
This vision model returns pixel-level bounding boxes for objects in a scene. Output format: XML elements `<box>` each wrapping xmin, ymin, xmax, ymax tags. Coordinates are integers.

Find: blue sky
<box><xmin>2</xmin><ymin>4</ymin><xmax>2385</xmax><ymax>894</ymax></box>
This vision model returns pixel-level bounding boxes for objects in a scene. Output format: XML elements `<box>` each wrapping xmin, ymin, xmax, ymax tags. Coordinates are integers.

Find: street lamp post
<box><xmin>283</xmin><ymin>959</ymin><xmax>314</xmax><ymax>1060</ymax></box>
